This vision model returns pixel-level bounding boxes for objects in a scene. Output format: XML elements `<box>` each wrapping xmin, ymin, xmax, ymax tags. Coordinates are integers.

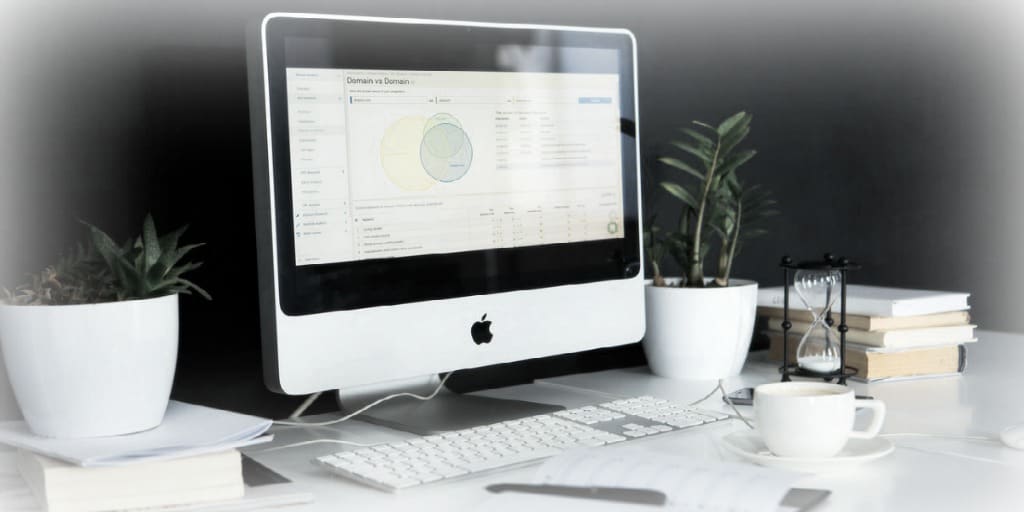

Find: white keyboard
<box><xmin>314</xmin><ymin>395</ymin><xmax>731</xmax><ymax>492</ymax></box>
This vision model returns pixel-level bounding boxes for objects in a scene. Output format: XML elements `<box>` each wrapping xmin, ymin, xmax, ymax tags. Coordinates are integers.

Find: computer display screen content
<box><xmin>260</xmin><ymin>16</ymin><xmax>639</xmax><ymax>315</ymax></box>
<box><xmin>287</xmin><ymin>68</ymin><xmax>624</xmax><ymax>266</ymax></box>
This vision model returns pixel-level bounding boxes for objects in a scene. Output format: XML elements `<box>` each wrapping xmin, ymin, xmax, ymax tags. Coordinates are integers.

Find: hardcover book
<box><xmin>765</xmin><ymin>321</ymin><xmax>976</xmax><ymax>349</ymax></box>
<box><xmin>766</xmin><ymin>332</ymin><xmax>967</xmax><ymax>382</ymax></box>
<box><xmin>756</xmin><ymin>308</ymin><xmax>971</xmax><ymax>332</ymax></box>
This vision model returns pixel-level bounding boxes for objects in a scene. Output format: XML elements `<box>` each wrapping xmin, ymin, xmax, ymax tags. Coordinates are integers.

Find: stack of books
<box><xmin>0</xmin><ymin>401</ymin><xmax>310</xmax><ymax>512</ymax></box>
<box><xmin>757</xmin><ymin>285</ymin><xmax>974</xmax><ymax>382</ymax></box>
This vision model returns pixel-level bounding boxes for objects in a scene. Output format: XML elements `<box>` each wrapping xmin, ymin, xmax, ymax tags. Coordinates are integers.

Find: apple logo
<box><xmin>471</xmin><ymin>314</ymin><xmax>493</xmax><ymax>345</ymax></box>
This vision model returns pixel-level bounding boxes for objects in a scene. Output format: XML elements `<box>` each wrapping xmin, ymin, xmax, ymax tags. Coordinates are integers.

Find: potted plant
<box><xmin>643</xmin><ymin>111</ymin><xmax>777</xmax><ymax>379</ymax></box>
<box><xmin>0</xmin><ymin>215</ymin><xmax>209</xmax><ymax>438</ymax></box>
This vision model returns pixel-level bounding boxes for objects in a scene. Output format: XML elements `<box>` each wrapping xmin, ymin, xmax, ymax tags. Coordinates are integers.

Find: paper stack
<box><xmin>17</xmin><ymin>449</ymin><xmax>244</xmax><ymax>512</ymax></box>
<box><xmin>480</xmin><ymin>449</ymin><xmax>821</xmax><ymax>512</ymax></box>
<box><xmin>0</xmin><ymin>401</ymin><xmax>302</xmax><ymax>512</ymax></box>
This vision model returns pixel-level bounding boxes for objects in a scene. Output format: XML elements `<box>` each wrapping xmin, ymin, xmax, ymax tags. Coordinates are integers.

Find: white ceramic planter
<box><xmin>643</xmin><ymin>279</ymin><xmax>758</xmax><ymax>379</ymax></box>
<box><xmin>0</xmin><ymin>294</ymin><xmax>178</xmax><ymax>438</ymax></box>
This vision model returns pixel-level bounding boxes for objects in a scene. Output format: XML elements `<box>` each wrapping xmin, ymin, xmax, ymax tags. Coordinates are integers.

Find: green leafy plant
<box><xmin>647</xmin><ymin>111</ymin><xmax>777</xmax><ymax>288</ymax></box>
<box><xmin>1</xmin><ymin>245</ymin><xmax>115</xmax><ymax>306</ymax></box>
<box><xmin>3</xmin><ymin>215</ymin><xmax>210</xmax><ymax>305</ymax></box>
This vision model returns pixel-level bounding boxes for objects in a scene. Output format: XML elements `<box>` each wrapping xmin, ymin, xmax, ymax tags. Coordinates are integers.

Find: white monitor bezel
<box><xmin>253</xmin><ymin>13</ymin><xmax>644</xmax><ymax>395</ymax></box>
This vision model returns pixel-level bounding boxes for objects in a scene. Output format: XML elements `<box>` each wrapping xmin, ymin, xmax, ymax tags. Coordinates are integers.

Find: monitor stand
<box><xmin>334</xmin><ymin>374</ymin><xmax>564</xmax><ymax>435</ymax></box>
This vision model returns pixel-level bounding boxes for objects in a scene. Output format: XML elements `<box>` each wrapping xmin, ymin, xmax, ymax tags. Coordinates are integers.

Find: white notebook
<box><xmin>0</xmin><ymin>401</ymin><xmax>271</xmax><ymax>467</ymax></box>
<box><xmin>758</xmin><ymin>285</ymin><xmax>969</xmax><ymax>317</ymax></box>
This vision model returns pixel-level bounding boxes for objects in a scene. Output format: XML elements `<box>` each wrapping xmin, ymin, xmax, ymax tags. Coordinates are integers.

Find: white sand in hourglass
<box><xmin>799</xmin><ymin>355</ymin><xmax>841</xmax><ymax>373</ymax></box>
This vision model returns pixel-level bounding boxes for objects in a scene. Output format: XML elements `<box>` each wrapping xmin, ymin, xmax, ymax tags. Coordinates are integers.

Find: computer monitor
<box><xmin>247</xmin><ymin>13</ymin><xmax>643</xmax><ymax>429</ymax></box>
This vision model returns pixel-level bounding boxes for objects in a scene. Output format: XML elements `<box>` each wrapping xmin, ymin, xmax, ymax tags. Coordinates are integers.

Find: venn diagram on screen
<box><xmin>379</xmin><ymin>113</ymin><xmax>474</xmax><ymax>191</ymax></box>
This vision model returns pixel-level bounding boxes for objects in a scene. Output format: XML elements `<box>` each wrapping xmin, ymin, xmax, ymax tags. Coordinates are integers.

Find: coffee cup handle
<box><xmin>848</xmin><ymin>399</ymin><xmax>886</xmax><ymax>439</ymax></box>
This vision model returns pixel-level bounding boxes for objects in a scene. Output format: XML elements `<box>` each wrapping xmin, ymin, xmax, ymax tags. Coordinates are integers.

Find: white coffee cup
<box><xmin>753</xmin><ymin>382</ymin><xmax>886</xmax><ymax>458</ymax></box>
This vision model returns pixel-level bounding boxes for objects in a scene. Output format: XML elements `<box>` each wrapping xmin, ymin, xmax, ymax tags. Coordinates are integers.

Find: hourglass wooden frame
<box><xmin>778</xmin><ymin>254</ymin><xmax>860</xmax><ymax>384</ymax></box>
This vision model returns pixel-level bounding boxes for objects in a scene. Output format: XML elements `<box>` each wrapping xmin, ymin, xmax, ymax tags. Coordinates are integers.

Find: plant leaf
<box><xmin>173</xmin><ymin>277</ymin><xmax>211</xmax><ymax>300</ymax></box>
<box><xmin>159</xmin><ymin>224</ymin><xmax>188</xmax><ymax>253</ymax></box>
<box><xmin>717</xmin><ymin>111</ymin><xmax>749</xmax><ymax>137</ymax></box>
<box><xmin>660</xmin><ymin>181</ymin><xmax>698</xmax><ymax>209</ymax></box>
<box><xmin>164</xmin><ymin>261</ymin><xmax>203</xmax><ymax>279</ymax></box>
<box><xmin>720</xmin><ymin>125</ymin><xmax>750</xmax><ymax>158</ymax></box>
<box><xmin>681</xmin><ymin>128</ymin><xmax>713</xmax><ymax>148</ymax></box>
<box><xmin>668</xmin><ymin>140</ymin><xmax>711</xmax><ymax>164</ymax></box>
<box><xmin>692</xmin><ymin>121</ymin><xmax>717</xmax><ymax>132</ymax></box>
<box><xmin>142</xmin><ymin>214</ymin><xmax>161</xmax><ymax>270</ymax></box>
<box><xmin>81</xmin><ymin>222</ymin><xmax>122</xmax><ymax>270</ymax></box>
<box><xmin>659</xmin><ymin>157</ymin><xmax>705</xmax><ymax>181</ymax></box>
<box><xmin>718</xmin><ymin>149</ymin><xmax>757</xmax><ymax>177</ymax></box>
<box><xmin>152</xmin><ymin>243</ymin><xmax>204</xmax><ymax>280</ymax></box>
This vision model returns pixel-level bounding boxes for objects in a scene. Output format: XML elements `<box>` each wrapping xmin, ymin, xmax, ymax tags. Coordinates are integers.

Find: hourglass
<box><xmin>793</xmin><ymin>268</ymin><xmax>842</xmax><ymax>373</ymax></box>
<box><xmin>778</xmin><ymin>254</ymin><xmax>858</xmax><ymax>384</ymax></box>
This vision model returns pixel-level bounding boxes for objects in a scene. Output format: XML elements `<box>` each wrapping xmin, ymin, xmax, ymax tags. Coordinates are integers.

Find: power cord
<box><xmin>881</xmin><ymin>432</ymin><xmax>999</xmax><ymax>443</ymax></box>
<box><xmin>258</xmin><ymin>373</ymin><xmax>456</xmax><ymax>454</ymax></box>
<box><xmin>687</xmin><ymin>380</ymin><xmax>755</xmax><ymax>429</ymax></box>
<box><xmin>687</xmin><ymin>384</ymin><xmax>721</xmax><ymax>407</ymax></box>
<box><xmin>287</xmin><ymin>391</ymin><xmax>323</xmax><ymax>419</ymax></box>
<box><xmin>249</xmin><ymin>438</ymin><xmax>377</xmax><ymax>454</ymax></box>
<box><xmin>272</xmin><ymin>372</ymin><xmax>454</xmax><ymax>428</ymax></box>
<box><xmin>717</xmin><ymin>380</ymin><xmax>755</xmax><ymax>430</ymax></box>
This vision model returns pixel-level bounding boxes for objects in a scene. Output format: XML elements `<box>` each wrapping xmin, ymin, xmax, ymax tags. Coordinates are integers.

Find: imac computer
<box><xmin>247</xmin><ymin>13</ymin><xmax>643</xmax><ymax>433</ymax></box>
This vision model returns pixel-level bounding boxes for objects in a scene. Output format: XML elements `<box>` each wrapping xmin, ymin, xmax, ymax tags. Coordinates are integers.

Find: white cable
<box><xmin>288</xmin><ymin>391</ymin><xmax>323</xmax><ymax>419</ymax></box>
<box><xmin>718</xmin><ymin>380</ymin><xmax>754</xmax><ymax>430</ymax></box>
<box><xmin>249</xmin><ymin>438</ymin><xmax>377</xmax><ymax>454</ymax></box>
<box><xmin>881</xmin><ymin>432</ymin><xmax>998</xmax><ymax>443</ymax></box>
<box><xmin>273</xmin><ymin>372</ymin><xmax>454</xmax><ymax>428</ymax></box>
<box><xmin>687</xmin><ymin>384</ymin><xmax>720</xmax><ymax>407</ymax></box>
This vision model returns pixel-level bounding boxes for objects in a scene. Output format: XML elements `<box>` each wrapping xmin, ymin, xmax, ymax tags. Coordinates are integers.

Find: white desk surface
<box><xmin>3</xmin><ymin>330</ymin><xmax>1024</xmax><ymax>511</ymax></box>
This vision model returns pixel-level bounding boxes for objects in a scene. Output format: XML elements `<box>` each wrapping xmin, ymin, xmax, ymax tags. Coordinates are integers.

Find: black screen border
<box><xmin>263</xmin><ymin>16</ymin><xmax>641</xmax><ymax>315</ymax></box>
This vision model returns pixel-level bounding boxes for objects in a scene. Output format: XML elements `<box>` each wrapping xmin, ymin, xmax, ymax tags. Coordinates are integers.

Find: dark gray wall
<box><xmin>2</xmin><ymin>0</ymin><xmax>1021</xmax><ymax>416</ymax></box>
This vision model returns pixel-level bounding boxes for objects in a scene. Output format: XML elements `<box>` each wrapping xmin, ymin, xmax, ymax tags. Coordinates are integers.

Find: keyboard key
<box><xmin>457</xmin><ymin>447</ymin><xmax>561</xmax><ymax>473</ymax></box>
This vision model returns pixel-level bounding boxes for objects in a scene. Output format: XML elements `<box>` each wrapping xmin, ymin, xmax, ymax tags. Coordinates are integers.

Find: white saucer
<box><xmin>721</xmin><ymin>431</ymin><xmax>894</xmax><ymax>472</ymax></box>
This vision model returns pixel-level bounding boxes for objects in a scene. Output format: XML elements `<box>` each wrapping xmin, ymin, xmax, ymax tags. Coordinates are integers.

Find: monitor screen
<box><xmin>262</xmin><ymin>17</ymin><xmax>640</xmax><ymax>315</ymax></box>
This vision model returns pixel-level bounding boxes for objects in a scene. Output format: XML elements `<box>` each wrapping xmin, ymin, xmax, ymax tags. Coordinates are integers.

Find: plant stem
<box><xmin>688</xmin><ymin>134</ymin><xmax>722</xmax><ymax>287</ymax></box>
<box><xmin>716</xmin><ymin>239</ymin><xmax>729</xmax><ymax>285</ymax></box>
<box><xmin>716</xmin><ymin>197</ymin><xmax>742</xmax><ymax>287</ymax></box>
<box><xmin>650</xmin><ymin>260</ymin><xmax>663</xmax><ymax>286</ymax></box>
<box><xmin>652</xmin><ymin>262</ymin><xmax>666</xmax><ymax>287</ymax></box>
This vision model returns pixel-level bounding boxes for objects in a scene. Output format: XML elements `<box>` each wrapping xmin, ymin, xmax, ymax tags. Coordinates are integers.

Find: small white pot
<box><xmin>643</xmin><ymin>278</ymin><xmax>758</xmax><ymax>379</ymax></box>
<box><xmin>0</xmin><ymin>294</ymin><xmax>178</xmax><ymax>438</ymax></box>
